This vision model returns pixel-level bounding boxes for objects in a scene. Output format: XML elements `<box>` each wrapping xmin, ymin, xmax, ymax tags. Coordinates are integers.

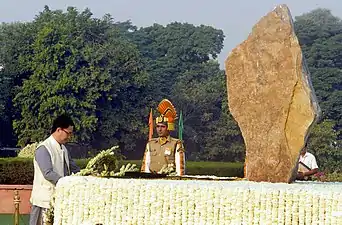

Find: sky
<box><xmin>1</xmin><ymin>0</ymin><xmax>342</xmax><ymax>67</ymax></box>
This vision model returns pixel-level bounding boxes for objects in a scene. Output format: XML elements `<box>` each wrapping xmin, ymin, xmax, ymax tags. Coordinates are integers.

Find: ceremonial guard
<box><xmin>141</xmin><ymin>99</ymin><xmax>185</xmax><ymax>175</ymax></box>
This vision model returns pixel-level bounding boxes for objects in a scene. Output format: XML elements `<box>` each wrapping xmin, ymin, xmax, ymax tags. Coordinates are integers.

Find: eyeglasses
<box><xmin>62</xmin><ymin>129</ymin><xmax>73</xmax><ymax>136</ymax></box>
<box><xmin>156</xmin><ymin>125</ymin><xmax>167</xmax><ymax>128</ymax></box>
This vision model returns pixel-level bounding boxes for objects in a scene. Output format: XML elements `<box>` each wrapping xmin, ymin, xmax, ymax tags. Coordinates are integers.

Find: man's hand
<box><xmin>297</xmin><ymin>172</ymin><xmax>305</xmax><ymax>180</ymax></box>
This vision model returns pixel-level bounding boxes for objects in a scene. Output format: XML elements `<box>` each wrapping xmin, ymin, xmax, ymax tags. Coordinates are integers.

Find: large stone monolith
<box><xmin>225</xmin><ymin>4</ymin><xmax>321</xmax><ymax>183</ymax></box>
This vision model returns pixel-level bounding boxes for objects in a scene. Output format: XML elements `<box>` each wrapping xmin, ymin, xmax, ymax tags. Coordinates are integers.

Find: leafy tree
<box><xmin>171</xmin><ymin>60</ymin><xmax>244</xmax><ymax>161</ymax></box>
<box><xmin>128</xmin><ymin>22</ymin><xmax>224</xmax><ymax>98</ymax></box>
<box><xmin>126</xmin><ymin>23</ymin><xmax>246</xmax><ymax>161</ymax></box>
<box><xmin>13</xmin><ymin>7</ymin><xmax>149</xmax><ymax>149</ymax></box>
<box><xmin>308</xmin><ymin>120</ymin><xmax>341</xmax><ymax>172</ymax></box>
<box><xmin>294</xmin><ymin>9</ymin><xmax>342</xmax><ymax>172</ymax></box>
<box><xmin>0</xmin><ymin>22</ymin><xmax>36</xmax><ymax>146</ymax></box>
<box><xmin>202</xmin><ymin>98</ymin><xmax>245</xmax><ymax>162</ymax></box>
<box><xmin>0</xmin><ymin>68</ymin><xmax>14</xmax><ymax>147</ymax></box>
<box><xmin>295</xmin><ymin>9</ymin><xmax>342</xmax><ymax>138</ymax></box>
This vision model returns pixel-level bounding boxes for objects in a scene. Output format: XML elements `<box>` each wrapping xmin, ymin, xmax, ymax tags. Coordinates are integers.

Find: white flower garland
<box><xmin>53</xmin><ymin>177</ymin><xmax>342</xmax><ymax>225</ymax></box>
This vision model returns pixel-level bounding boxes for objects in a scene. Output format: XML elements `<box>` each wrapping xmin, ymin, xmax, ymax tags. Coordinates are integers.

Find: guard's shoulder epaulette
<box><xmin>170</xmin><ymin>137</ymin><xmax>182</xmax><ymax>143</ymax></box>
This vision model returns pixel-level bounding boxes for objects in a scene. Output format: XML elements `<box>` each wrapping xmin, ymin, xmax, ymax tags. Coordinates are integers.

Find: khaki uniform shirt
<box><xmin>141</xmin><ymin>136</ymin><xmax>185</xmax><ymax>175</ymax></box>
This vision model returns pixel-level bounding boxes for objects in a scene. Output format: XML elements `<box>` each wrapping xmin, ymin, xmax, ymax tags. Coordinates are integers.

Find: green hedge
<box><xmin>0</xmin><ymin>158</ymin><xmax>244</xmax><ymax>184</ymax></box>
<box><xmin>2</xmin><ymin>158</ymin><xmax>342</xmax><ymax>184</ymax></box>
<box><xmin>0</xmin><ymin>158</ymin><xmax>34</xmax><ymax>185</ymax></box>
<box><xmin>127</xmin><ymin>160</ymin><xmax>244</xmax><ymax>177</ymax></box>
<box><xmin>0</xmin><ymin>158</ymin><xmax>89</xmax><ymax>184</ymax></box>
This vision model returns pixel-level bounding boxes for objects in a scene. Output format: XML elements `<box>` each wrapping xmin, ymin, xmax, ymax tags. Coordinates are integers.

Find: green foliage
<box><xmin>117</xmin><ymin>160</ymin><xmax>245</xmax><ymax>177</ymax></box>
<box><xmin>1</xmin><ymin>157</ymin><xmax>341</xmax><ymax>184</ymax></box>
<box><xmin>11</xmin><ymin>7</ymin><xmax>149</xmax><ymax>148</ymax></box>
<box><xmin>185</xmin><ymin>161</ymin><xmax>244</xmax><ymax>177</ymax></box>
<box><xmin>0</xmin><ymin>159</ymin><xmax>244</xmax><ymax>184</ymax></box>
<box><xmin>294</xmin><ymin>9</ymin><xmax>342</xmax><ymax>172</ymax></box>
<box><xmin>1</xmin><ymin>5</ymin><xmax>342</xmax><ymax>165</ymax></box>
<box><xmin>295</xmin><ymin>9</ymin><xmax>342</xmax><ymax>137</ymax></box>
<box><xmin>129</xmin><ymin>22</ymin><xmax>224</xmax><ymax>99</ymax></box>
<box><xmin>0</xmin><ymin>157</ymin><xmax>34</xmax><ymax>184</ymax></box>
<box><xmin>0</xmin><ymin>5</ymin><xmax>241</xmax><ymax>160</ymax></box>
<box><xmin>0</xmin><ymin>158</ymin><xmax>89</xmax><ymax>185</ymax></box>
<box><xmin>325</xmin><ymin>172</ymin><xmax>342</xmax><ymax>182</ymax></box>
<box><xmin>128</xmin><ymin>22</ymin><xmax>243</xmax><ymax>161</ymax></box>
<box><xmin>0</xmin><ymin>22</ymin><xmax>35</xmax><ymax>147</ymax></box>
<box><xmin>307</xmin><ymin>120</ymin><xmax>341</xmax><ymax>172</ymax></box>
<box><xmin>171</xmin><ymin>61</ymin><xmax>244</xmax><ymax>161</ymax></box>
<box><xmin>75</xmin><ymin>158</ymin><xmax>89</xmax><ymax>169</ymax></box>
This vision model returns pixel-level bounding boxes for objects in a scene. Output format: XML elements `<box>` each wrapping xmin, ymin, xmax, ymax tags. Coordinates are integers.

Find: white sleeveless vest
<box><xmin>30</xmin><ymin>135</ymin><xmax>70</xmax><ymax>208</ymax></box>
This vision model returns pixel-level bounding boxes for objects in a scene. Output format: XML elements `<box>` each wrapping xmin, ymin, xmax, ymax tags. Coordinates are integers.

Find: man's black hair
<box><xmin>51</xmin><ymin>114</ymin><xmax>75</xmax><ymax>134</ymax></box>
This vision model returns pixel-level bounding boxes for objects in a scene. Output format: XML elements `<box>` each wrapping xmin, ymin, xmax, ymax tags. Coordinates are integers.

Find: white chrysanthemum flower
<box><xmin>52</xmin><ymin>177</ymin><xmax>342</xmax><ymax>225</ymax></box>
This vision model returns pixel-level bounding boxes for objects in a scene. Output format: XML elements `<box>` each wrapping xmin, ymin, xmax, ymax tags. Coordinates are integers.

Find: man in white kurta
<box><xmin>29</xmin><ymin>114</ymin><xmax>80</xmax><ymax>225</ymax></box>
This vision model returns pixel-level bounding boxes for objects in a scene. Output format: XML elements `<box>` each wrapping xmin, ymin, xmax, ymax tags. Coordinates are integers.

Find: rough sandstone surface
<box><xmin>225</xmin><ymin>5</ymin><xmax>321</xmax><ymax>183</ymax></box>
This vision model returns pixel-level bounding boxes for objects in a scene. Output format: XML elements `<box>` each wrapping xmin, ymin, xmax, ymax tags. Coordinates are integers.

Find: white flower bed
<box><xmin>53</xmin><ymin>176</ymin><xmax>342</xmax><ymax>225</ymax></box>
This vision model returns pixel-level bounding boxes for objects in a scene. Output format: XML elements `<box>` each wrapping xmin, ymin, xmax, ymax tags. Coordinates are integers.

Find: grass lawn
<box><xmin>0</xmin><ymin>214</ymin><xmax>29</xmax><ymax>225</ymax></box>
